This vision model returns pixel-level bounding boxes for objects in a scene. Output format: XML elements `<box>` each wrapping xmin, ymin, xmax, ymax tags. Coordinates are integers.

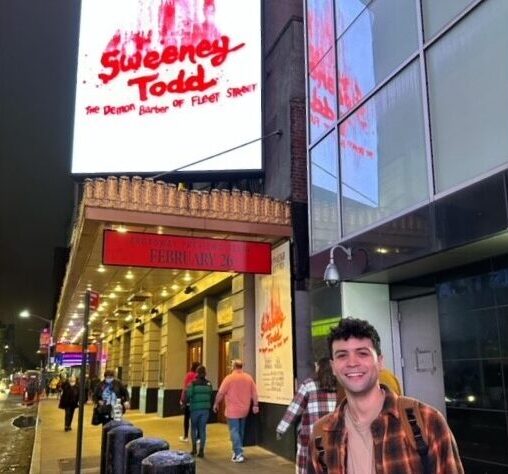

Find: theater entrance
<box><xmin>217</xmin><ymin>331</ymin><xmax>232</xmax><ymax>423</ymax></box>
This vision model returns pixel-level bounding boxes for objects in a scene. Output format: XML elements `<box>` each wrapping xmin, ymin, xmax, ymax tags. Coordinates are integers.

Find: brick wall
<box><xmin>290</xmin><ymin>98</ymin><xmax>308</xmax><ymax>204</ymax></box>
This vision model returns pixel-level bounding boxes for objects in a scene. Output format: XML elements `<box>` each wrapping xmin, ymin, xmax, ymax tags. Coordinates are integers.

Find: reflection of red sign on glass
<box><xmin>306</xmin><ymin>1</ymin><xmax>334</xmax><ymax>72</ymax></box>
<box><xmin>307</xmin><ymin>0</ymin><xmax>336</xmax><ymax>138</ymax></box>
<box><xmin>102</xmin><ymin>230</ymin><xmax>271</xmax><ymax>274</ymax></box>
<box><xmin>309</xmin><ymin>53</ymin><xmax>336</xmax><ymax>128</ymax></box>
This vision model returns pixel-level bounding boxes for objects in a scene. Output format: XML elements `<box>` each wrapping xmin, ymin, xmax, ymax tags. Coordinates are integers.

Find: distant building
<box><xmin>0</xmin><ymin>324</ymin><xmax>15</xmax><ymax>374</ymax></box>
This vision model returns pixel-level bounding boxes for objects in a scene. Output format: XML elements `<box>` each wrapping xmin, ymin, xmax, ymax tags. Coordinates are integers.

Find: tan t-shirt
<box><xmin>345</xmin><ymin>407</ymin><xmax>376</xmax><ymax>474</ymax></box>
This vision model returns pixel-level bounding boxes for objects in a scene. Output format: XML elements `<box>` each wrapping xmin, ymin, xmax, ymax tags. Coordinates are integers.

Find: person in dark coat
<box><xmin>59</xmin><ymin>376</ymin><xmax>79</xmax><ymax>431</ymax></box>
<box><xmin>92</xmin><ymin>369</ymin><xmax>130</xmax><ymax>424</ymax></box>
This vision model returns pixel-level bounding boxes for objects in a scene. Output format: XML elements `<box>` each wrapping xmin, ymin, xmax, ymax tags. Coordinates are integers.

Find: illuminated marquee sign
<box><xmin>56</xmin><ymin>352</ymin><xmax>96</xmax><ymax>368</ymax></box>
<box><xmin>102</xmin><ymin>230</ymin><xmax>272</xmax><ymax>274</ymax></box>
<box><xmin>55</xmin><ymin>344</ymin><xmax>98</xmax><ymax>353</ymax></box>
<box><xmin>71</xmin><ymin>0</ymin><xmax>262</xmax><ymax>174</ymax></box>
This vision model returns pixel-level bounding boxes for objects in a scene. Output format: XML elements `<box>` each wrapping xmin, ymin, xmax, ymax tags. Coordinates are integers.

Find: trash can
<box><xmin>141</xmin><ymin>450</ymin><xmax>195</xmax><ymax>474</ymax></box>
<box><xmin>106</xmin><ymin>425</ymin><xmax>143</xmax><ymax>473</ymax></box>
<box><xmin>101</xmin><ymin>420</ymin><xmax>133</xmax><ymax>474</ymax></box>
<box><xmin>125</xmin><ymin>437</ymin><xmax>170</xmax><ymax>474</ymax></box>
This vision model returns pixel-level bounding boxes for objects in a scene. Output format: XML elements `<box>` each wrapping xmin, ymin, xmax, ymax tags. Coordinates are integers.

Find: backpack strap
<box><xmin>311</xmin><ymin>418</ymin><xmax>328</xmax><ymax>473</ymax></box>
<box><xmin>313</xmin><ymin>435</ymin><xmax>328</xmax><ymax>473</ymax></box>
<box><xmin>398</xmin><ymin>396</ymin><xmax>430</xmax><ymax>474</ymax></box>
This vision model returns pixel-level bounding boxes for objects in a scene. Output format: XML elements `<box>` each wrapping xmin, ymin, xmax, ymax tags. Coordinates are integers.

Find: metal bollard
<box><xmin>141</xmin><ymin>450</ymin><xmax>196</xmax><ymax>473</ymax></box>
<box><xmin>106</xmin><ymin>425</ymin><xmax>143</xmax><ymax>473</ymax></box>
<box><xmin>125</xmin><ymin>437</ymin><xmax>170</xmax><ymax>474</ymax></box>
<box><xmin>101</xmin><ymin>420</ymin><xmax>132</xmax><ymax>474</ymax></box>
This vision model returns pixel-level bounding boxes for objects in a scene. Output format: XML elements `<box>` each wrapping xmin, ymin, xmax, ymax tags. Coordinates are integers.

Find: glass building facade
<box><xmin>306</xmin><ymin>0</ymin><xmax>508</xmax><ymax>470</ymax></box>
<box><xmin>437</xmin><ymin>267</ymin><xmax>508</xmax><ymax>472</ymax></box>
<box><xmin>306</xmin><ymin>0</ymin><xmax>508</xmax><ymax>253</ymax></box>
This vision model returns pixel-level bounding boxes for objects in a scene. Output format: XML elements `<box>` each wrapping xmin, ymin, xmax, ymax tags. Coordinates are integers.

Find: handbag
<box><xmin>91</xmin><ymin>403</ymin><xmax>111</xmax><ymax>425</ymax></box>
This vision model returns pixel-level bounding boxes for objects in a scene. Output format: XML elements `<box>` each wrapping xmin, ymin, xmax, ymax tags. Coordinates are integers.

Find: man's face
<box><xmin>330</xmin><ymin>337</ymin><xmax>383</xmax><ymax>396</ymax></box>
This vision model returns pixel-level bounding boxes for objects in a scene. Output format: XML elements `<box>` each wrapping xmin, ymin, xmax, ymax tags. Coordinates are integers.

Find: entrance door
<box><xmin>398</xmin><ymin>295</ymin><xmax>447</xmax><ymax>416</ymax></box>
<box><xmin>187</xmin><ymin>339</ymin><xmax>202</xmax><ymax>370</ymax></box>
<box><xmin>217</xmin><ymin>332</ymin><xmax>232</xmax><ymax>423</ymax></box>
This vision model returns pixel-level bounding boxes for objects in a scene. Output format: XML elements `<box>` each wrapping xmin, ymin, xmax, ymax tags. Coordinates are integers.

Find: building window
<box><xmin>340</xmin><ymin>61</ymin><xmax>428</xmax><ymax>236</ymax></box>
<box><xmin>310</xmin><ymin>130</ymin><xmax>339</xmax><ymax>253</ymax></box>
<box><xmin>428</xmin><ymin>0</ymin><xmax>508</xmax><ymax>193</ymax></box>
<box><xmin>309</xmin><ymin>49</ymin><xmax>337</xmax><ymax>144</ymax></box>
<box><xmin>336</xmin><ymin>0</ymin><xmax>418</xmax><ymax>117</ymax></box>
<box><xmin>422</xmin><ymin>0</ymin><xmax>475</xmax><ymax>40</ymax></box>
<box><xmin>306</xmin><ymin>0</ymin><xmax>335</xmax><ymax>73</ymax></box>
<box><xmin>437</xmin><ymin>268</ymin><xmax>508</xmax><ymax>468</ymax></box>
<box><xmin>335</xmin><ymin>0</ymin><xmax>370</xmax><ymax>39</ymax></box>
<box><xmin>310</xmin><ymin>279</ymin><xmax>341</xmax><ymax>360</ymax></box>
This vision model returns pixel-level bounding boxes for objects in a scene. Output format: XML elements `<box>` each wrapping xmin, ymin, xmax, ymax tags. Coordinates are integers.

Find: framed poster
<box><xmin>255</xmin><ymin>241</ymin><xmax>294</xmax><ymax>404</ymax></box>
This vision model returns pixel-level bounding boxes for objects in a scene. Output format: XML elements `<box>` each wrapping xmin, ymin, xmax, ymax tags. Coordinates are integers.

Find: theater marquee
<box><xmin>71</xmin><ymin>0</ymin><xmax>262</xmax><ymax>174</ymax></box>
<box><xmin>102</xmin><ymin>230</ymin><xmax>272</xmax><ymax>274</ymax></box>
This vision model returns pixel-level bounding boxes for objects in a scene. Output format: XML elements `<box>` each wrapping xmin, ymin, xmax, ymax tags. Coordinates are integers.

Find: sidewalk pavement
<box><xmin>33</xmin><ymin>398</ymin><xmax>295</xmax><ymax>473</ymax></box>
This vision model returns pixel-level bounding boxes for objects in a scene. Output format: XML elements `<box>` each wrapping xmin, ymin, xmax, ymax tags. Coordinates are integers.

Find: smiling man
<box><xmin>309</xmin><ymin>318</ymin><xmax>464</xmax><ymax>474</ymax></box>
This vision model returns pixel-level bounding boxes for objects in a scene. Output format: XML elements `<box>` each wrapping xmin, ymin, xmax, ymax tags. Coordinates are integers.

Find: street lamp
<box><xmin>19</xmin><ymin>310</ymin><xmax>53</xmax><ymax>369</ymax></box>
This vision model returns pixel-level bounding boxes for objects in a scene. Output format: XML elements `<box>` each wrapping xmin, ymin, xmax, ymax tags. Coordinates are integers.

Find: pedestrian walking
<box><xmin>49</xmin><ymin>376</ymin><xmax>59</xmax><ymax>398</ymax></box>
<box><xmin>276</xmin><ymin>357</ymin><xmax>338</xmax><ymax>474</ymax></box>
<box><xmin>185</xmin><ymin>365</ymin><xmax>213</xmax><ymax>458</ymax></box>
<box><xmin>92</xmin><ymin>369</ymin><xmax>130</xmax><ymax>425</ymax></box>
<box><xmin>59</xmin><ymin>376</ymin><xmax>79</xmax><ymax>431</ymax></box>
<box><xmin>89</xmin><ymin>375</ymin><xmax>100</xmax><ymax>399</ymax></box>
<box><xmin>309</xmin><ymin>317</ymin><xmax>464</xmax><ymax>473</ymax></box>
<box><xmin>212</xmin><ymin>359</ymin><xmax>259</xmax><ymax>463</ymax></box>
<box><xmin>44</xmin><ymin>376</ymin><xmax>50</xmax><ymax>398</ymax></box>
<box><xmin>179</xmin><ymin>361</ymin><xmax>200</xmax><ymax>442</ymax></box>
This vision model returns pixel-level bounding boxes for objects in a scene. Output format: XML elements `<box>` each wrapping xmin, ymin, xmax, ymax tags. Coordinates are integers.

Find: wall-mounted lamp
<box><xmin>323</xmin><ymin>245</ymin><xmax>352</xmax><ymax>287</ymax></box>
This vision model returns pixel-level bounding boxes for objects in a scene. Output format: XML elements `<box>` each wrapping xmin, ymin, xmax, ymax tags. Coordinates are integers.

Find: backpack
<box><xmin>313</xmin><ymin>396</ymin><xmax>430</xmax><ymax>474</ymax></box>
<box><xmin>397</xmin><ymin>396</ymin><xmax>430</xmax><ymax>474</ymax></box>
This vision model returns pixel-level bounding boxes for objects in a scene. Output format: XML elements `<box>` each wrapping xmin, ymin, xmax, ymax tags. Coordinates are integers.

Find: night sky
<box><xmin>0</xmin><ymin>1</ymin><xmax>81</xmax><ymax>366</ymax></box>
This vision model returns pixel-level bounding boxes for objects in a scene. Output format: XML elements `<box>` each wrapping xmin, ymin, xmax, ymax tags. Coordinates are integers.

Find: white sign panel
<box><xmin>71</xmin><ymin>0</ymin><xmax>262</xmax><ymax>174</ymax></box>
<box><xmin>255</xmin><ymin>241</ymin><xmax>294</xmax><ymax>404</ymax></box>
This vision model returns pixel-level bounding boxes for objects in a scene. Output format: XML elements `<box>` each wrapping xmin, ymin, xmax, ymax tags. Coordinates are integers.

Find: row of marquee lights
<box><xmin>63</xmin><ymin>221</ymin><xmax>196</xmax><ymax>344</ymax></box>
<box><xmin>62</xmin><ymin>262</ymin><xmax>197</xmax><ymax>344</ymax></box>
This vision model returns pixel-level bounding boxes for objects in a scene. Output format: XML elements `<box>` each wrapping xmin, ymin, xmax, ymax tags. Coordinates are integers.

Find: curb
<box><xmin>29</xmin><ymin>399</ymin><xmax>42</xmax><ymax>474</ymax></box>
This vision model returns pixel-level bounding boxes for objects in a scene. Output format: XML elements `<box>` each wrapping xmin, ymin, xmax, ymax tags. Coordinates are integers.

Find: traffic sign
<box><xmin>89</xmin><ymin>291</ymin><xmax>100</xmax><ymax>310</ymax></box>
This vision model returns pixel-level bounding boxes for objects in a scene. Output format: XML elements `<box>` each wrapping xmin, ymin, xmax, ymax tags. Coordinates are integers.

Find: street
<box><xmin>0</xmin><ymin>394</ymin><xmax>36</xmax><ymax>473</ymax></box>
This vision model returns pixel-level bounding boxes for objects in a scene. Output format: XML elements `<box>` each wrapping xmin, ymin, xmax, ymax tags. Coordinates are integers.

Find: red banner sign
<box><xmin>102</xmin><ymin>230</ymin><xmax>272</xmax><ymax>274</ymax></box>
<box><xmin>39</xmin><ymin>328</ymin><xmax>51</xmax><ymax>350</ymax></box>
<box><xmin>89</xmin><ymin>290</ymin><xmax>100</xmax><ymax>310</ymax></box>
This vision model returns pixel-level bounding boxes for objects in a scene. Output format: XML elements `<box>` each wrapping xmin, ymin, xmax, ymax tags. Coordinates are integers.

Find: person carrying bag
<box><xmin>91</xmin><ymin>369</ymin><xmax>130</xmax><ymax>425</ymax></box>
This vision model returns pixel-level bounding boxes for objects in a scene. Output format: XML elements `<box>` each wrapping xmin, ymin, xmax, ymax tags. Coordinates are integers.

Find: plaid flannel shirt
<box><xmin>309</xmin><ymin>387</ymin><xmax>464</xmax><ymax>474</ymax></box>
<box><xmin>277</xmin><ymin>378</ymin><xmax>338</xmax><ymax>474</ymax></box>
